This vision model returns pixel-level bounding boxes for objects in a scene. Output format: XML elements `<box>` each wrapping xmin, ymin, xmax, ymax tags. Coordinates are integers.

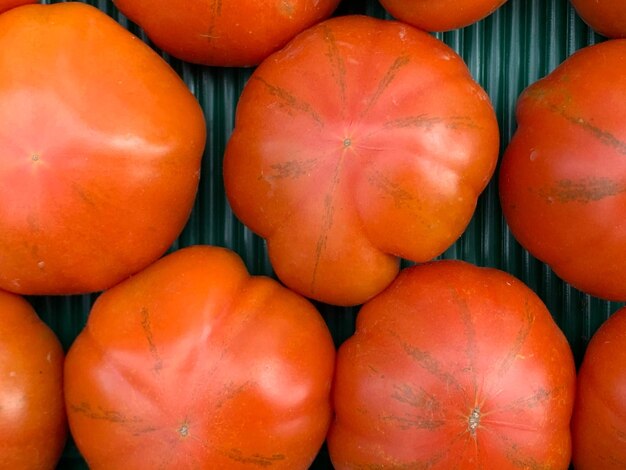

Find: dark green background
<box><xmin>24</xmin><ymin>0</ymin><xmax>620</xmax><ymax>468</ymax></box>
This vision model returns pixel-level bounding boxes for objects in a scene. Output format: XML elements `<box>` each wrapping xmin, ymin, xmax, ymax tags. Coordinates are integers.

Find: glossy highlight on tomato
<box><xmin>328</xmin><ymin>260</ymin><xmax>576</xmax><ymax>469</ymax></box>
<box><xmin>64</xmin><ymin>245</ymin><xmax>336</xmax><ymax>469</ymax></box>
<box><xmin>0</xmin><ymin>3</ymin><xmax>206</xmax><ymax>295</ymax></box>
<box><xmin>499</xmin><ymin>39</ymin><xmax>626</xmax><ymax>301</ymax></box>
<box><xmin>112</xmin><ymin>0</ymin><xmax>341</xmax><ymax>66</ymax></box>
<box><xmin>224</xmin><ymin>15</ymin><xmax>499</xmax><ymax>306</ymax></box>
<box><xmin>0</xmin><ymin>290</ymin><xmax>66</xmax><ymax>470</ymax></box>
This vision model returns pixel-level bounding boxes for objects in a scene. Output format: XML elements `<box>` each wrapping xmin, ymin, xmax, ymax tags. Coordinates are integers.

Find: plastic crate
<box><xmin>24</xmin><ymin>0</ymin><xmax>621</xmax><ymax>468</ymax></box>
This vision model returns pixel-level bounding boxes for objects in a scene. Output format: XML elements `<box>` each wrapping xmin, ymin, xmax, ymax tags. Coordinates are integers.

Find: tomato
<box><xmin>0</xmin><ymin>290</ymin><xmax>66</xmax><ymax>470</ymax></box>
<box><xmin>223</xmin><ymin>15</ymin><xmax>499</xmax><ymax>306</ymax></box>
<box><xmin>378</xmin><ymin>0</ymin><xmax>507</xmax><ymax>32</ymax></box>
<box><xmin>0</xmin><ymin>3</ymin><xmax>206</xmax><ymax>295</ymax></box>
<box><xmin>499</xmin><ymin>40</ymin><xmax>626</xmax><ymax>301</ymax></box>
<box><xmin>112</xmin><ymin>0</ymin><xmax>341</xmax><ymax>67</ymax></box>
<box><xmin>0</xmin><ymin>0</ymin><xmax>36</xmax><ymax>14</ymax></box>
<box><xmin>570</xmin><ymin>0</ymin><xmax>626</xmax><ymax>38</ymax></box>
<box><xmin>64</xmin><ymin>245</ymin><xmax>335</xmax><ymax>469</ymax></box>
<box><xmin>571</xmin><ymin>306</ymin><xmax>626</xmax><ymax>469</ymax></box>
<box><xmin>328</xmin><ymin>260</ymin><xmax>576</xmax><ymax>469</ymax></box>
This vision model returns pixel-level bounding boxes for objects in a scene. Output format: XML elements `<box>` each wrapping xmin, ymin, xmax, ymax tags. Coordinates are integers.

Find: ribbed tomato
<box><xmin>328</xmin><ymin>260</ymin><xmax>576</xmax><ymax>469</ymax></box>
<box><xmin>499</xmin><ymin>39</ymin><xmax>626</xmax><ymax>301</ymax></box>
<box><xmin>64</xmin><ymin>245</ymin><xmax>335</xmax><ymax>469</ymax></box>
<box><xmin>570</xmin><ymin>0</ymin><xmax>626</xmax><ymax>38</ymax></box>
<box><xmin>571</xmin><ymin>306</ymin><xmax>626</xmax><ymax>469</ymax></box>
<box><xmin>224</xmin><ymin>15</ymin><xmax>499</xmax><ymax>306</ymax></box>
<box><xmin>378</xmin><ymin>0</ymin><xmax>507</xmax><ymax>32</ymax></box>
<box><xmin>112</xmin><ymin>0</ymin><xmax>341</xmax><ymax>66</ymax></box>
<box><xmin>0</xmin><ymin>290</ymin><xmax>66</xmax><ymax>470</ymax></box>
<box><xmin>0</xmin><ymin>3</ymin><xmax>206</xmax><ymax>295</ymax></box>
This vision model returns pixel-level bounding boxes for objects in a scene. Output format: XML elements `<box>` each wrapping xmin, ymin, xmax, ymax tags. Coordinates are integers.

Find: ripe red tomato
<box><xmin>571</xmin><ymin>306</ymin><xmax>626</xmax><ymax>469</ymax></box>
<box><xmin>328</xmin><ymin>260</ymin><xmax>576</xmax><ymax>469</ymax></box>
<box><xmin>570</xmin><ymin>0</ymin><xmax>626</xmax><ymax>38</ymax></box>
<box><xmin>0</xmin><ymin>3</ymin><xmax>206</xmax><ymax>295</ymax></box>
<box><xmin>499</xmin><ymin>40</ymin><xmax>626</xmax><ymax>301</ymax></box>
<box><xmin>0</xmin><ymin>0</ymin><xmax>36</xmax><ymax>14</ymax></box>
<box><xmin>0</xmin><ymin>290</ymin><xmax>66</xmax><ymax>470</ymax></box>
<box><xmin>64</xmin><ymin>245</ymin><xmax>336</xmax><ymax>469</ymax></box>
<box><xmin>112</xmin><ymin>0</ymin><xmax>341</xmax><ymax>66</ymax></box>
<box><xmin>224</xmin><ymin>15</ymin><xmax>499</xmax><ymax>306</ymax></box>
<box><xmin>378</xmin><ymin>0</ymin><xmax>507</xmax><ymax>32</ymax></box>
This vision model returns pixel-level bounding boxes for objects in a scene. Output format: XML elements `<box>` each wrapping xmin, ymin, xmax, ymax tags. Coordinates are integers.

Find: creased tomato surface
<box><xmin>328</xmin><ymin>260</ymin><xmax>575</xmax><ymax>469</ymax></box>
<box><xmin>224</xmin><ymin>15</ymin><xmax>499</xmax><ymax>306</ymax></box>
<box><xmin>64</xmin><ymin>245</ymin><xmax>336</xmax><ymax>469</ymax></box>
<box><xmin>0</xmin><ymin>3</ymin><xmax>206</xmax><ymax>295</ymax></box>
<box><xmin>500</xmin><ymin>39</ymin><xmax>626</xmax><ymax>301</ymax></box>
<box><xmin>113</xmin><ymin>0</ymin><xmax>341</xmax><ymax>66</ymax></box>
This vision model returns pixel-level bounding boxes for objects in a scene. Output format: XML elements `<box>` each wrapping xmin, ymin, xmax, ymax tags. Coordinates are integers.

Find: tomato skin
<box><xmin>112</xmin><ymin>0</ymin><xmax>340</xmax><ymax>67</ymax></box>
<box><xmin>499</xmin><ymin>40</ymin><xmax>626</xmax><ymax>301</ymax></box>
<box><xmin>571</xmin><ymin>307</ymin><xmax>626</xmax><ymax>469</ymax></box>
<box><xmin>0</xmin><ymin>290</ymin><xmax>66</xmax><ymax>470</ymax></box>
<box><xmin>0</xmin><ymin>3</ymin><xmax>206</xmax><ymax>295</ymax></box>
<box><xmin>378</xmin><ymin>0</ymin><xmax>507</xmax><ymax>32</ymax></box>
<box><xmin>0</xmin><ymin>0</ymin><xmax>36</xmax><ymax>14</ymax></box>
<box><xmin>64</xmin><ymin>245</ymin><xmax>335</xmax><ymax>469</ymax></box>
<box><xmin>328</xmin><ymin>260</ymin><xmax>575</xmax><ymax>469</ymax></box>
<box><xmin>570</xmin><ymin>0</ymin><xmax>626</xmax><ymax>38</ymax></box>
<box><xmin>224</xmin><ymin>15</ymin><xmax>499</xmax><ymax>306</ymax></box>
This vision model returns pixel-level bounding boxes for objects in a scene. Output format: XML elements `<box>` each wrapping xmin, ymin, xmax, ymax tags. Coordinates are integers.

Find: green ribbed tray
<box><xmin>32</xmin><ymin>0</ymin><xmax>620</xmax><ymax>468</ymax></box>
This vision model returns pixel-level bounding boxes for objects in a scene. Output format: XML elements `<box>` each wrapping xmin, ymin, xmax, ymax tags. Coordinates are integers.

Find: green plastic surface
<box><xmin>22</xmin><ymin>0</ymin><xmax>620</xmax><ymax>468</ymax></box>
